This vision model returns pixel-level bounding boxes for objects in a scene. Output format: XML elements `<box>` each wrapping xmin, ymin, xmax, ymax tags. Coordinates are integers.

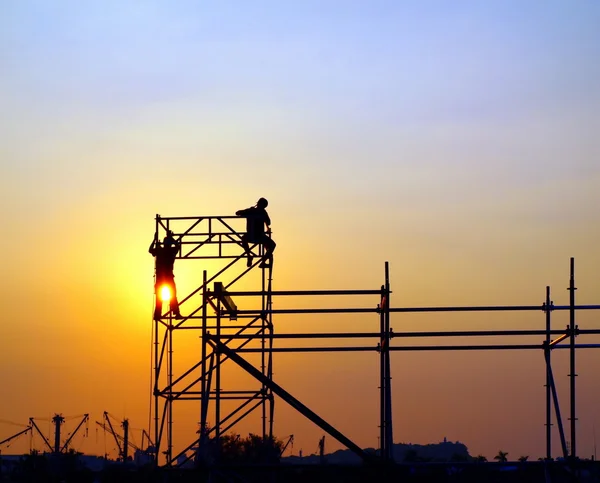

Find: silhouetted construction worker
<box><xmin>149</xmin><ymin>230</ymin><xmax>182</xmax><ymax>320</ymax></box>
<box><xmin>236</xmin><ymin>197</ymin><xmax>276</xmax><ymax>268</ymax></box>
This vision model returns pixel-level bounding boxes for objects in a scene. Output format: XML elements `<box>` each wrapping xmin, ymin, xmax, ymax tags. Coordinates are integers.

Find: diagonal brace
<box><xmin>544</xmin><ymin>346</ymin><xmax>569</xmax><ymax>458</ymax></box>
<box><xmin>207</xmin><ymin>335</ymin><xmax>375</xmax><ymax>463</ymax></box>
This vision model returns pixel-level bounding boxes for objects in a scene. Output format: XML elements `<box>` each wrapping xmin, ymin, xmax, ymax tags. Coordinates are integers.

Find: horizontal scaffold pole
<box><xmin>222</xmin><ymin>289</ymin><xmax>383</xmax><ymax>297</ymax></box>
<box><xmin>211</xmin><ymin>329</ymin><xmax>576</xmax><ymax>340</ymax></box>
<box><xmin>181</xmin><ymin>305</ymin><xmax>600</xmax><ymax>317</ymax></box>
<box><xmin>390</xmin><ymin>304</ymin><xmax>600</xmax><ymax>313</ymax></box>
<box><xmin>158</xmin><ymin>215</ymin><xmax>238</xmax><ymax>221</ymax></box>
<box><xmin>236</xmin><ymin>308</ymin><xmax>377</xmax><ymax>315</ymax></box>
<box><xmin>232</xmin><ymin>344</ymin><xmax>600</xmax><ymax>353</ymax></box>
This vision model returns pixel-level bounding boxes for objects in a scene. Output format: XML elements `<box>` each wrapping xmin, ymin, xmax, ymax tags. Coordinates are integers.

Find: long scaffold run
<box><xmin>150</xmin><ymin>214</ymin><xmax>600</xmax><ymax>469</ymax></box>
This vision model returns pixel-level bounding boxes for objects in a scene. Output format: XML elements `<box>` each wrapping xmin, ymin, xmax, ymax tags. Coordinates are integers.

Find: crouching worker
<box><xmin>236</xmin><ymin>197</ymin><xmax>276</xmax><ymax>268</ymax></box>
<box><xmin>149</xmin><ymin>230</ymin><xmax>182</xmax><ymax>320</ymax></box>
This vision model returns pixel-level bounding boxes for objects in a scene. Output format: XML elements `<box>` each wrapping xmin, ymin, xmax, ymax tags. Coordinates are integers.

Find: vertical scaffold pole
<box><xmin>261</xmin><ymin>252</ymin><xmax>267</xmax><ymax>440</ymax></box>
<box><xmin>153</xmin><ymin>215</ymin><xmax>160</xmax><ymax>465</ymax></box>
<box><xmin>200</xmin><ymin>270</ymin><xmax>208</xmax><ymax>452</ymax></box>
<box><xmin>568</xmin><ymin>257</ymin><xmax>577</xmax><ymax>458</ymax></box>
<box><xmin>216</xmin><ymin>292</ymin><xmax>222</xmax><ymax>455</ymax></box>
<box><xmin>544</xmin><ymin>286</ymin><xmax>552</xmax><ymax>460</ymax></box>
<box><xmin>168</xmin><ymin>317</ymin><xmax>173</xmax><ymax>465</ymax></box>
<box><xmin>379</xmin><ymin>279</ymin><xmax>386</xmax><ymax>461</ymax></box>
<box><xmin>384</xmin><ymin>261</ymin><xmax>394</xmax><ymax>461</ymax></box>
<box><xmin>166</xmin><ymin>219</ymin><xmax>174</xmax><ymax>466</ymax></box>
<box><xmin>266</xmin><ymin>260</ymin><xmax>275</xmax><ymax>440</ymax></box>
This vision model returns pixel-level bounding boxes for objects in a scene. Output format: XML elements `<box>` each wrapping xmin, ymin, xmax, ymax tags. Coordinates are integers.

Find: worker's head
<box><xmin>257</xmin><ymin>197</ymin><xmax>268</xmax><ymax>209</ymax></box>
<box><xmin>163</xmin><ymin>233</ymin><xmax>176</xmax><ymax>246</ymax></box>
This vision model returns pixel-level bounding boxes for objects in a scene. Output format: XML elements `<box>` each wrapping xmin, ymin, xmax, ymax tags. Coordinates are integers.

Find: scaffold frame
<box><xmin>151</xmin><ymin>214</ymin><xmax>600</xmax><ymax>467</ymax></box>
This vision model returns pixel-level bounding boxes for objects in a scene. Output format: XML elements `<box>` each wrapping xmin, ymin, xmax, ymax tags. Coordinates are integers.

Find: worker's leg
<box><xmin>169</xmin><ymin>279</ymin><xmax>181</xmax><ymax>318</ymax></box>
<box><xmin>264</xmin><ymin>237</ymin><xmax>276</xmax><ymax>256</ymax></box>
<box><xmin>259</xmin><ymin>236</ymin><xmax>276</xmax><ymax>268</ymax></box>
<box><xmin>154</xmin><ymin>283</ymin><xmax>163</xmax><ymax>320</ymax></box>
<box><xmin>241</xmin><ymin>233</ymin><xmax>253</xmax><ymax>267</ymax></box>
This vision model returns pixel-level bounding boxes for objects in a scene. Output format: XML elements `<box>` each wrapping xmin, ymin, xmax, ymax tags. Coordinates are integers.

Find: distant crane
<box><xmin>279</xmin><ymin>434</ymin><xmax>294</xmax><ymax>457</ymax></box>
<box><xmin>0</xmin><ymin>425</ymin><xmax>32</xmax><ymax>451</ymax></box>
<box><xmin>29</xmin><ymin>414</ymin><xmax>89</xmax><ymax>454</ymax></box>
<box><xmin>95</xmin><ymin>411</ymin><xmax>155</xmax><ymax>462</ymax></box>
<box><xmin>140</xmin><ymin>428</ymin><xmax>155</xmax><ymax>456</ymax></box>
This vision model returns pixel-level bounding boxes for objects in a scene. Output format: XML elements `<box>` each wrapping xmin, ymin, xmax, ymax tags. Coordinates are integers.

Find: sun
<box><xmin>160</xmin><ymin>285</ymin><xmax>171</xmax><ymax>302</ymax></box>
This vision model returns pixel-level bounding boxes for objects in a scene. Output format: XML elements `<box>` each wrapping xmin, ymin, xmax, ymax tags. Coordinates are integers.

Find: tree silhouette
<box><xmin>219</xmin><ymin>433</ymin><xmax>243</xmax><ymax>462</ymax></box>
<box><xmin>518</xmin><ymin>455</ymin><xmax>529</xmax><ymax>462</ymax></box>
<box><xmin>494</xmin><ymin>451</ymin><xmax>508</xmax><ymax>462</ymax></box>
<box><xmin>474</xmin><ymin>454</ymin><xmax>488</xmax><ymax>463</ymax></box>
<box><xmin>450</xmin><ymin>452</ymin><xmax>469</xmax><ymax>462</ymax></box>
<box><xmin>219</xmin><ymin>433</ymin><xmax>283</xmax><ymax>464</ymax></box>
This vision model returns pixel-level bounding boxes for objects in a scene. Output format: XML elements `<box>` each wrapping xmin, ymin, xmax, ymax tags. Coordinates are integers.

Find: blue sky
<box><xmin>2</xmin><ymin>1</ymin><xmax>599</xmax><ymax>215</ymax></box>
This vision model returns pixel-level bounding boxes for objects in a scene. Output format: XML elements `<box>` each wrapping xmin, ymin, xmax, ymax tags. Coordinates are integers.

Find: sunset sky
<box><xmin>1</xmin><ymin>0</ymin><xmax>600</xmax><ymax>461</ymax></box>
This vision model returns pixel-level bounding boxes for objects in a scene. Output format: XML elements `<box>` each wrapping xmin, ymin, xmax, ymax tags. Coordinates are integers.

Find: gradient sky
<box><xmin>1</xmin><ymin>0</ymin><xmax>600</xmax><ymax>461</ymax></box>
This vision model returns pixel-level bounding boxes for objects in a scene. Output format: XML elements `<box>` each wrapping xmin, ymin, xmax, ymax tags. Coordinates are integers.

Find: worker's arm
<box><xmin>149</xmin><ymin>235</ymin><xmax>158</xmax><ymax>255</ymax></box>
<box><xmin>236</xmin><ymin>208</ymin><xmax>250</xmax><ymax>217</ymax></box>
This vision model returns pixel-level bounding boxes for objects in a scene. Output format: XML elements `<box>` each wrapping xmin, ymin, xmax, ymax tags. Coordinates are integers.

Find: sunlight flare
<box><xmin>160</xmin><ymin>285</ymin><xmax>171</xmax><ymax>302</ymax></box>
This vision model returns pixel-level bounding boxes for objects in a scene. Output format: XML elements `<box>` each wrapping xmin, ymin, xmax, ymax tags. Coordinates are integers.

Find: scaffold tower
<box><xmin>151</xmin><ymin>214</ymin><xmax>393</xmax><ymax>467</ymax></box>
<box><xmin>151</xmin><ymin>214</ymin><xmax>275</xmax><ymax>466</ymax></box>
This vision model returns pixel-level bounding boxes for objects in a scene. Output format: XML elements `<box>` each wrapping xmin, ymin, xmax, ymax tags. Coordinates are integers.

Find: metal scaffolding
<box><xmin>151</xmin><ymin>214</ymin><xmax>600</xmax><ymax>466</ymax></box>
<box><xmin>151</xmin><ymin>215</ymin><xmax>274</xmax><ymax>466</ymax></box>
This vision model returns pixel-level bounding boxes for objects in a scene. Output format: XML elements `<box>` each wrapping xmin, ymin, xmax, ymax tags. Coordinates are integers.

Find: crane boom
<box><xmin>60</xmin><ymin>414</ymin><xmax>89</xmax><ymax>453</ymax></box>
<box><xmin>0</xmin><ymin>426</ymin><xmax>31</xmax><ymax>446</ymax></box>
<box><xmin>95</xmin><ymin>419</ymin><xmax>143</xmax><ymax>460</ymax></box>
<box><xmin>141</xmin><ymin>429</ymin><xmax>154</xmax><ymax>451</ymax></box>
<box><xmin>279</xmin><ymin>434</ymin><xmax>294</xmax><ymax>457</ymax></box>
<box><xmin>29</xmin><ymin>418</ymin><xmax>53</xmax><ymax>453</ymax></box>
<box><xmin>102</xmin><ymin>412</ymin><xmax>123</xmax><ymax>456</ymax></box>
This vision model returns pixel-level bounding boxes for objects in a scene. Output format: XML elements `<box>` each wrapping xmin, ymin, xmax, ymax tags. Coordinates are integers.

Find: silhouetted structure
<box><xmin>29</xmin><ymin>414</ymin><xmax>89</xmax><ymax>454</ymax></box>
<box><xmin>95</xmin><ymin>411</ymin><xmax>155</xmax><ymax>463</ymax></box>
<box><xmin>149</xmin><ymin>231</ymin><xmax>181</xmax><ymax>320</ymax></box>
<box><xmin>149</xmin><ymin>212</ymin><xmax>600</xmax><ymax>472</ymax></box>
<box><xmin>150</xmin><ymin>214</ymin><xmax>274</xmax><ymax>467</ymax></box>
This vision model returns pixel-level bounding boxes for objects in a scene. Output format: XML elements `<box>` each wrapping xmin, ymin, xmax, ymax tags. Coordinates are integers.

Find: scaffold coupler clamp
<box><xmin>542</xmin><ymin>302</ymin><xmax>555</xmax><ymax>312</ymax></box>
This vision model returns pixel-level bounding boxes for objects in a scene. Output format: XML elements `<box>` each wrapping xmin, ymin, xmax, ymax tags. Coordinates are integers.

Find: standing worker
<box><xmin>236</xmin><ymin>197</ymin><xmax>276</xmax><ymax>268</ymax></box>
<box><xmin>149</xmin><ymin>230</ymin><xmax>182</xmax><ymax>320</ymax></box>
